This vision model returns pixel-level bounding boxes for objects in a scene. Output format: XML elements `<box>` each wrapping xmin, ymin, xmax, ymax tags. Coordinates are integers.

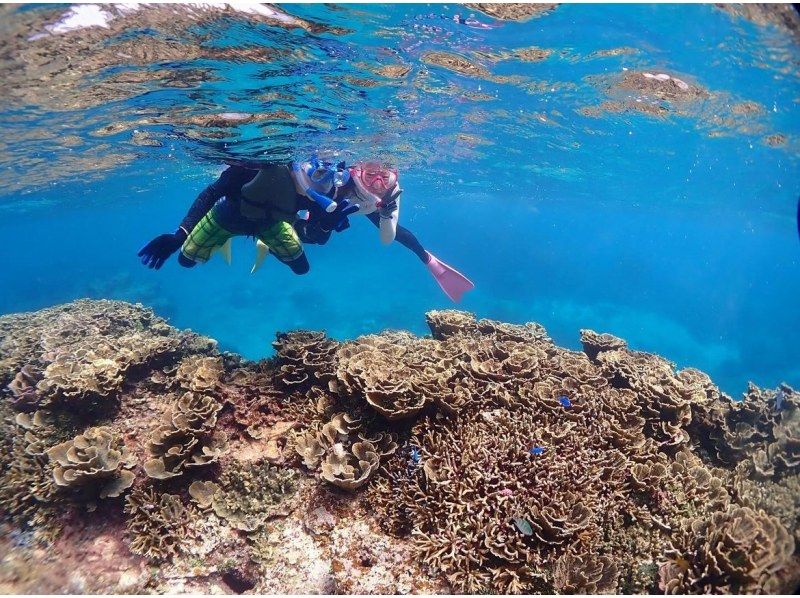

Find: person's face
<box><xmin>361</xmin><ymin>163</ymin><xmax>397</xmax><ymax>195</ymax></box>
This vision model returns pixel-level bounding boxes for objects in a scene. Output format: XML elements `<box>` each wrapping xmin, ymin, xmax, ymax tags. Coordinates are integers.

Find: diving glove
<box><xmin>138</xmin><ymin>228</ymin><xmax>187</xmax><ymax>270</ymax></box>
<box><xmin>378</xmin><ymin>196</ymin><xmax>397</xmax><ymax>219</ymax></box>
<box><xmin>319</xmin><ymin>199</ymin><xmax>360</xmax><ymax>233</ymax></box>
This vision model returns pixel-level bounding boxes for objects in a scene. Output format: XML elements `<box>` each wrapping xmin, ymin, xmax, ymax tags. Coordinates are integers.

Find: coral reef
<box><xmin>209</xmin><ymin>460</ymin><xmax>298</xmax><ymax>531</ymax></box>
<box><xmin>47</xmin><ymin>426</ymin><xmax>136</xmax><ymax>499</ymax></box>
<box><xmin>143</xmin><ymin>392</ymin><xmax>227</xmax><ymax>479</ymax></box>
<box><xmin>661</xmin><ymin>506</ymin><xmax>795</xmax><ymax>593</ymax></box>
<box><xmin>294</xmin><ymin>412</ymin><xmax>397</xmax><ymax>490</ymax></box>
<box><xmin>0</xmin><ymin>299</ymin><xmax>215</xmax><ymax>407</ymax></box>
<box><xmin>1</xmin><ymin>300</ymin><xmax>798</xmax><ymax>594</ymax></box>
<box><xmin>124</xmin><ymin>487</ymin><xmax>189</xmax><ymax>562</ymax></box>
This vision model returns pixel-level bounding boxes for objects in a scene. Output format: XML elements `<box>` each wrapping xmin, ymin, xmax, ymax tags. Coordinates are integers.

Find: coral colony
<box><xmin>0</xmin><ymin>300</ymin><xmax>798</xmax><ymax>593</ymax></box>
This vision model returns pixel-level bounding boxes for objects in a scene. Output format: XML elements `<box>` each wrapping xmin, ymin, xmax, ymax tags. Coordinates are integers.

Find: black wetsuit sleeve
<box><xmin>366</xmin><ymin>212</ymin><xmax>428</xmax><ymax>263</ymax></box>
<box><xmin>179</xmin><ymin>166</ymin><xmax>252</xmax><ymax>233</ymax></box>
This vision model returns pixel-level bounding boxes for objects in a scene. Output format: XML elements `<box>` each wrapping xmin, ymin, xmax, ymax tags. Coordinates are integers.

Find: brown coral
<box><xmin>272</xmin><ymin>330</ymin><xmax>339</xmax><ymax>390</ymax></box>
<box><xmin>174</xmin><ymin>355</ymin><xmax>223</xmax><ymax>392</ymax></box>
<box><xmin>143</xmin><ymin>392</ymin><xmax>226</xmax><ymax>479</ymax></box>
<box><xmin>294</xmin><ymin>411</ymin><xmax>396</xmax><ymax>491</ymax></box>
<box><xmin>46</xmin><ymin>426</ymin><xmax>136</xmax><ymax>499</ymax></box>
<box><xmin>580</xmin><ymin>329</ymin><xmax>627</xmax><ymax>362</ymax></box>
<box><xmin>0</xmin><ymin>299</ymin><xmax>214</xmax><ymax>408</ymax></box>
<box><xmin>7</xmin><ymin>365</ymin><xmax>43</xmax><ymax>411</ymax></box>
<box><xmin>661</xmin><ymin>506</ymin><xmax>795</xmax><ymax>594</ymax></box>
<box><xmin>125</xmin><ymin>487</ymin><xmax>189</xmax><ymax>562</ymax></box>
<box><xmin>210</xmin><ymin>460</ymin><xmax>297</xmax><ymax>531</ymax></box>
<box><xmin>554</xmin><ymin>553</ymin><xmax>619</xmax><ymax>593</ymax></box>
<box><xmin>425</xmin><ymin>310</ymin><xmax>478</xmax><ymax>340</ymax></box>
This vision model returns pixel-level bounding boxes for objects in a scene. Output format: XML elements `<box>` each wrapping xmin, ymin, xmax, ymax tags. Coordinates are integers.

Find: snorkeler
<box><xmin>138</xmin><ymin>162</ymin><xmax>315</xmax><ymax>274</ymax></box>
<box><xmin>293</xmin><ymin>160</ymin><xmax>475</xmax><ymax>302</ymax></box>
<box><xmin>138</xmin><ymin>158</ymin><xmax>474</xmax><ymax>302</ymax></box>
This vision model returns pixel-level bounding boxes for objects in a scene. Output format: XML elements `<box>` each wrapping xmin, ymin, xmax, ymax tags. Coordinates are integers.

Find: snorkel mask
<box><xmin>304</xmin><ymin>157</ymin><xmax>351</xmax><ymax>190</ymax></box>
<box><xmin>350</xmin><ymin>162</ymin><xmax>399</xmax><ymax>206</ymax></box>
<box><xmin>358</xmin><ymin>162</ymin><xmax>398</xmax><ymax>196</ymax></box>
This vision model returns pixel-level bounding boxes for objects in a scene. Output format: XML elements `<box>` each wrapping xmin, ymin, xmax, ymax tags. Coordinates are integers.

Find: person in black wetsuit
<box><xmin>138</xmin><ymin>163</ymin><xmax>313</xmax><ymax>273</ymax></box>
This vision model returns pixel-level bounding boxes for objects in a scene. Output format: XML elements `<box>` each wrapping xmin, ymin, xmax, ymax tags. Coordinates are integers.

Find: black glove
<box><xmin>138</xmin><ymin>228</ymin><xmax>187</xmax><ymax>270</ymax></box>
<box><xmin>319</xmin><ymin>199</ymin><xmax>360</xmax><ymax>233</ymax></box>
<box><xmin>378</xmin><ymin>197</ymin><xmax>397</xmax><ymax>219</ymax></box>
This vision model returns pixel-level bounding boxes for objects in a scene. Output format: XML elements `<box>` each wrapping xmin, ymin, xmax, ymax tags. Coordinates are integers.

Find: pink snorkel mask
<box><xmin>350</xmin><ymin>162</ymin><xmax>398</xmax><ymax>205</ymax></box>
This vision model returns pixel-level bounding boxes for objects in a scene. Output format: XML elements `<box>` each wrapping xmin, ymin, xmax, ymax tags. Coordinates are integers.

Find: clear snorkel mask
<box><xmin>304</xmin><ymin>157</ymin><xmax>351</xmax><ymax>190</ymax></box>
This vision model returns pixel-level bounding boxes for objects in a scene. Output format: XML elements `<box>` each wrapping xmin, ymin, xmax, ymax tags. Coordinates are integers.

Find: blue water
<box><xmin>0</xmin><ymin>3</ymin><xmax>798</xmax><ymax>397</ymax></box>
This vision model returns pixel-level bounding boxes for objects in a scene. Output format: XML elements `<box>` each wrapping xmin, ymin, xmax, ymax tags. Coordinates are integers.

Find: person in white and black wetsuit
<box><xmin>294</xmin><ymin>160</ymin><xmax>474</xmax><ymax>303</ymax></box>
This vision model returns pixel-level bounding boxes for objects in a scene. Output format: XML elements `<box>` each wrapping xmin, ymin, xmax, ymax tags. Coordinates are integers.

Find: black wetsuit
<box><xmin>180</xmin><ymin>164</ymin><xmax>309</xmax><ymax>235</ymax></box>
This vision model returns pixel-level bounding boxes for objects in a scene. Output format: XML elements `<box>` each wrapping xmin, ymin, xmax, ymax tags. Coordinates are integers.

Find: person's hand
<box><xmin>137</xmin><ymin>229</ymin><xmax>187</xmax><ymax>270</ymax></box>
<box><xmin>378</xmin><ymin>196</ymin><xmax>397</xmax><ymax>219</ymax></box>
<box><xmin>321</xmin><ymin>199</ymin><xmax>360</xmax><ymax>232</ymax></box>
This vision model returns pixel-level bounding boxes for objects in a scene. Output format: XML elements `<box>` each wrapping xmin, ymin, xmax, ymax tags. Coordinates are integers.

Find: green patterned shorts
<box><xmin>181</xmin><ymin>211</ymin><xmax>304</xmax><ymax>264</ymax></box>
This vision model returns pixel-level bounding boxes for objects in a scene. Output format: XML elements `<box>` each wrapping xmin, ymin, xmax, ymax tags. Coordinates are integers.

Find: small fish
<box><xmin>558</xmin><ymin>395</ymin><xmax>572</xmax><ymax>408</ymax></box>
<box><xmin>529</xmin><ymin>446</ymin><xmax>544</xmax><ymax>456</ymax></box>
<box><xmin>409</xmin><ymin>447</ymin><xmax>422</xmax><ymax>465</ymax></box>
<box><xmin>512</xmin><ymin>518</ymin><xmax>533</xmax><ymax>536</ymax></box>
<box><xmin>775</xmin><ymin>389</ymin><xmax>785</xmax><ymax>411</ymax></box>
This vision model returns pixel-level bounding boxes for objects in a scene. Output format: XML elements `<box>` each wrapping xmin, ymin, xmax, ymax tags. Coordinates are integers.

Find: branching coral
<box><xmin>125</xmin><ymin>487</ymin><xmax>189</xmax><ymax>562</ymax></box>
<box><xmin>364</xmin><ymin>315</ymin><xmax>799</xmax><ymax>594</ymax></box>
<box><xmin>47</xmin><ymin>426</ymin><xmax>136</xmax><ymax>499</ymax></box>
<box><xmin>143</xmin><ymin>392</ymin><xmax>227</xmax><ymax>479</ymax></box>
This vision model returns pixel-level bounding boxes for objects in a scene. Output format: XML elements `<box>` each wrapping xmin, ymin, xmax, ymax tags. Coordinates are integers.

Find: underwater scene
<box><xmin>0</xmin><ymin>1</ymin><xmax>799</xmax><ymax>594</ymax></box>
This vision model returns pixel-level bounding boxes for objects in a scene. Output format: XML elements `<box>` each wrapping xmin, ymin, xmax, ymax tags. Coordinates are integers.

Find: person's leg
<box><xmin>179</xmin><ymin>210</ymin><xmax>235</xmax><ymax>267</ymax></box>
<box><xmin>257</xmin><ymin>220</ymin><xmax>310</xmax><ymax>275</ymax></box>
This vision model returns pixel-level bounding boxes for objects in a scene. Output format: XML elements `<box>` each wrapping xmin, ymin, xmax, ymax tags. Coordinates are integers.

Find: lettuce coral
<box><xmin>143</xmin><ymin>391</ymin><xmax>227</xmax><ymax>479</ymax></box>
<box><xmin>47</xmin><ymin>426</ymin><xmax>137</xmax><ymax>499</ymax></box>
<box><xmin>661</xmin><ymin>506</ymin><xmax>795</xmax><ymax>593</ymax></box>
<box><xmin>1</xmin><ymin>300</ymin><xmax>798</xmax><ymax>594</ymax></box>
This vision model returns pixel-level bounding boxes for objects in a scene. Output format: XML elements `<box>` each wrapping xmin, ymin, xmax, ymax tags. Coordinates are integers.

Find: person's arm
<box><xmin>138</xmin><ymin>166</ymin><xmax>249</xmax><ymax>270</ymax></box>
<box><xmin>366</xmin><ymin>212</ymin><xmax>429</xmax><ymax>263</ymax></box>
<box><xmin>377</xmin><ymin>187</ymin><xmax>401</xmax><ymax>244</ymax></box>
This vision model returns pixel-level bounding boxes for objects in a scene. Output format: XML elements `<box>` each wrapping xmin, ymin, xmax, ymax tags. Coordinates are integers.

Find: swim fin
<box><xmin>212</xmin><ymin>238</ymin><xmax>233</xmax><ymax>265</ymax></box>
<box><xmin>251</xmin><ymin>240</ymin><xmax>270</xmax><ymax>274</ymax></box>
<box><xmin>425</xmin><ymin>251</ymin><xmax>474</xmax><ymax>303</ymax></box>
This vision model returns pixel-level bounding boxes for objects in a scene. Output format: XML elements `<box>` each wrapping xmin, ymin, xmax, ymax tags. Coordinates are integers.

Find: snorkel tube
<box><xmin>291</xmin><ymin>158</ymin><xmax>350</xmax><ymax>213</ymax></box>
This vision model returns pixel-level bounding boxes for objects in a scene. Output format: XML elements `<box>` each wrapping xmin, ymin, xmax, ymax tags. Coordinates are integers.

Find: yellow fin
<box><xmin>212</xmin><ymin>238</ymin><xmax>233</xmax><ymax>265</ymax></box>
<box><xmin>251</xmin><ymin>240</ymin><xmax>270</xmax><ymax>274</ymax></box>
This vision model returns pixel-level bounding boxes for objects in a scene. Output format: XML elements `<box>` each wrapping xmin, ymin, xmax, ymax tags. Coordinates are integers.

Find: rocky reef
<box><xmin>0</xmin><ymin>299</ymin><xmax>798</xmax><ymax>594</ymax></box>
